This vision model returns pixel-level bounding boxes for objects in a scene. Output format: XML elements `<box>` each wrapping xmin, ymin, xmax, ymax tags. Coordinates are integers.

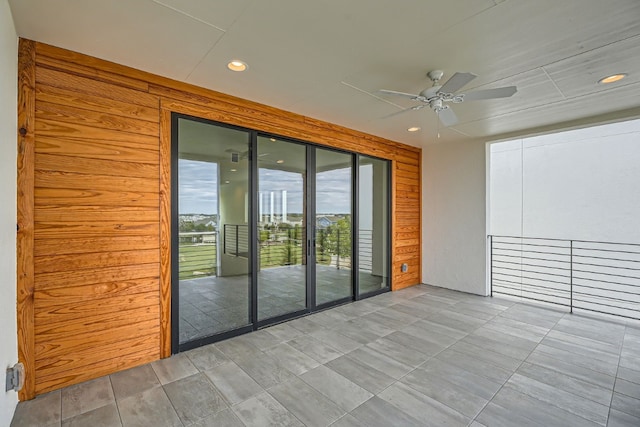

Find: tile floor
<box><xmin>179</xmin><ymin>265</ymin><xmax>386</xmax><ymax>342</ymax></box>
<box><xmin>11</xmin><ymin>285</ymin><xmax>640</xmax><ymax>427</ymax></box>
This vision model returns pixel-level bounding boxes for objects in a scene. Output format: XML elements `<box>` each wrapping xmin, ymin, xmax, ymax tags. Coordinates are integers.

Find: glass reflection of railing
<box><xmin>224</xmin><ymin>224</ymin><xmax>249</xmax><ymax>257</ymax></box>
<box><xmin>178</xmin><ymin>231</ymin><xmax>217</xmax><ymax>279</ymax></box>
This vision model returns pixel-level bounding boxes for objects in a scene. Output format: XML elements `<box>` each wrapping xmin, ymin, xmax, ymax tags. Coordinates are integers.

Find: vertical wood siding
<box><xmin>17</xmin><ymin>39</ymin><xmax>422</xmax><ymax>398</ymax></box>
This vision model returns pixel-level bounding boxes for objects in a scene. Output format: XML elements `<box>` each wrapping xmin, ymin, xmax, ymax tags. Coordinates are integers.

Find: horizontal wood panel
<box><xmin>35</xmin><ymin>318</ymin><xmax>158</xmax><ymax>363</ymax></box>
<box><xmin>36</xmin><ymin>66</ymin><xmax>158</xmax><ymax>108</ymax></box>
<box><xmin>392</xmin><ymin>224</ymin><xmax>420</xmax><ymax>234</ymax></box>
<box><xmin>35</xmin><ymin>136</ymin><xmax>159</xmax><ymax>164</ymax></box>
<box><xmin>395</xmin><ymin>232</ymin><xmax>420</xmax><ymax>241</ymax></box>
<box><xmin>37</xmin><ymin>334</ymin><xmax>158</xmax><ymax>383</ymax></box>
<box><xmin>35</xmin><ymin>338</ymin><xmax>159</xmax><ymax>394</ymax></box>
<box><xmin>35</xmin><ymin>170</ymin><xmax>158</xmax><ymax>193</ymax></box>
<box><xmin>394</xmin><ymin>252</ymin><xmax>421</xmax><ymax>263</ymax></box>
<box><xmin>36</xmin><ymin>153</ymin><xmax>159</xmax><ymax>178</ymax></box>
<box><xmin>36</xmin><ymin>54</ymin><xmax>151</xmax><ymax>92</ymax></box>
<box><xmin>34</xmin><ymin>279</ymin><xmax>159</xmax><ymax>306</ymax></box>
<box><xmin>396</xmin><ymin>190</ymin><xmax>420</xmax><ymax>200</ymax></box>
<box><xmin>34</xmin><ymin>221</ymin><xmax>159</xmax><ymax>239</ymax></box>
<box><xmin>396</xmin><ymin>168</ymin><xmax>421</xmax><ymax>179</ymax></box>
<box><xmin>36</xmin><ymin>83</ymin><xmax>158</xmax><ymax>122</ymax></box>
<box><xmin>34</xmin><ymin>188</ymin><xmax>159</xmax><ymax>207</ymax></box>
<box><xmin>34</xmin><ymin>263</ymin><xmax>159</xmax><ymax>290</ymax></box>
<box><xmin>34</xmin><ymin>248</ymin><xmax>159</xmax><ymax>274</ymax></box>
<box><xmin>34</xmin><ymin>235</ymin><xmax>159</xmax><ymax>256</ymax></box>
<box><xmin>36</xmin><ymin>118</ymin><xmax>159</xmax><ymax>146</ymax></box>
<box><xmin>395</xmin><ymin>238</ymin><xmax>420</xmax><ymax>247</ymax></box>
<box><xmin>35</xmin><ymin>206</ymin><xmax>159</xmax><ymax>223</ymax></box>
<box><xmin>395</xmin><ymin>244</ymin><xmax>421</xmax><ymax>255</ymax></box>
<box><xmin>396</xmin><ymin>162</ymin><xmax>419</xmax><ymax>174</ymax></box>
<box><xmin>36</xmin><ymin>101</ymin><xmax>159</xmax><ymax>137</ymax></box>
<box><xmin>35</xmin><ymin>293</ymin><xmax>158</xmax><ymax>327</ymax></box>
<box><xmin>35</xmin><ymin>304</ymin><xmax>159</xmax><ymax>343</ymax></box>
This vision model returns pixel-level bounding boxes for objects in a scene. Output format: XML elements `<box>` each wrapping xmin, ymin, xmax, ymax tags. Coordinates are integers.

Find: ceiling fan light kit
<box><xmin>380</xmin><ymin>70</ymin><xmax>518</xmax><ymax>127</ymax></box>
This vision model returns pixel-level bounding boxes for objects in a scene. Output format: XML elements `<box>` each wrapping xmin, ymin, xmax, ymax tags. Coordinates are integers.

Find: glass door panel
<box><xmin>257</xmin><ymin>136</ymin><xmax>307</xmax><ymax>320</ymax></box>
<box><xmin>315</xmin><ymin>149</ymin><xmax>353</xmax><ymax>305</ymax></box>
<box><xmin>176</xmin><ymin>117</ymin><xmax>251</xmax><ymax>346</ymax></box>
<box><xmin>358</xmin><ymin>155</ymin><xmax>390</xmax><ymax>295</ymax></box>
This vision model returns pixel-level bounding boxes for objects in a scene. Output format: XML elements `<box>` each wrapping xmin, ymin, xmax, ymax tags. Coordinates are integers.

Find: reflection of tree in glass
<box><xmin>322</xmin><ymin>217</ymin><xmax>351</xmax><ymax>259</ymax></box>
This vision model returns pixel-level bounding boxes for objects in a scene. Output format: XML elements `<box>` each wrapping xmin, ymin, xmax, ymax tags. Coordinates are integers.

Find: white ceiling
<box><xmin>9</xmin><ymin>0</ymin><xmax>640</xmax><ymax>147</ymax></box>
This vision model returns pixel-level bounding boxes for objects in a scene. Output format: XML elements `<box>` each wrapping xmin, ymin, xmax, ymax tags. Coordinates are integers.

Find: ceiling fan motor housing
<box><xmin>420</xmin><ymin>86</ymin><xmax>441</xmax><ymax>99</ymax></box>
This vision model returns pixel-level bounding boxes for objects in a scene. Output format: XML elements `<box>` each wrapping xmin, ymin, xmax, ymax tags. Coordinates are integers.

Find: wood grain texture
<box><xmin>35</xmin><ymin>84</ymin><xmax>158</xmax><ymax>122</ymax></box>
<box><xmin>35</xmin><ymin>338</ymin><xmax>159</xmax><ymax>395</ymax></box>
<box><xmin>17</xmin><ymin>38</ymin><xmax>37</xmax><ymax>401</ymax></box>
<box><xmin>159</xmin><ymin>109</ymin><xmax>171</xmax><ymax>357</ymax></box>
<box><xmin>18</xmin><ymin>39</ymin><xmax>421</xmax><ymax>398</ymax></box>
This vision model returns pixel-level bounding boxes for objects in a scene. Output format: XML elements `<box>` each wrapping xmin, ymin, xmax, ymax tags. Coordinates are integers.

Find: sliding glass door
<box><xmin>173</xmin><ymin>117</ymin><xmax>252</xmax><ymax>350</ymax></box>
<box><xmin>358</xmin><ymin>155</ymin><xmax>390</xmax><ymax>295</ymax></box>
<box><xmin>315</xmin><ymin>148</ymin><xmax>353</xmax><ymax>306</ymax></box>
<box><xmin>256</xmin><ymin>136</ymin><xmax>307</xmax><ymax>321</ymax></box>
<box><xmin>173</xmin><ymin>114</ymin><xmax>390</xmax><ymax>351</ymax></box>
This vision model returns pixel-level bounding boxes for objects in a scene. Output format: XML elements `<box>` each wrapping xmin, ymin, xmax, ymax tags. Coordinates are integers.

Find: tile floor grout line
<box><xmin>470</xmin><ymin>303</ymin><xmax>565</xmax><ymax>426</ymax></box>
<box><xmin>107</xmin><ymin>375</ymin><xmax>125</xmax><ymax>427</ymax></box>
<box><xmin>604</xmin><ymin>322</ymin><xmax>625</xmax><ymax>426</ymax></box>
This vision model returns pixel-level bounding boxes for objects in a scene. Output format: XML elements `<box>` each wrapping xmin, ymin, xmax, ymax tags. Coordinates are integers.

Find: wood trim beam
<box><xmin>17</xmin><ymin>38</ymin><xmax>37</xmax><ymax>401</ymax></box>
<box><xmin>159</xmin><ymin>108</ymin><xmax>171</xmax><ymax>358</ymax></box>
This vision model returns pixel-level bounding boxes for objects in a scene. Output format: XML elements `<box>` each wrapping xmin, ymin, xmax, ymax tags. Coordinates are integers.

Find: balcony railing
<box><xmin>489</xmin><ymin>235</ymin><xmax>640</xmax><ymax>320</ymax></box>
<box><xmin>179</xmin><ymin>228</ymin><xmax>375</xmax><ymax>280</ymax></box>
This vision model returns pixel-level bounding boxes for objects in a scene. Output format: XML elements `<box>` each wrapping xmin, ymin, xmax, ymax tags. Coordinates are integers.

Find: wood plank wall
<box><xmin>17</xmin><ymin>39</ymin><xmax>422</xmax><ymax>399</ymax></box>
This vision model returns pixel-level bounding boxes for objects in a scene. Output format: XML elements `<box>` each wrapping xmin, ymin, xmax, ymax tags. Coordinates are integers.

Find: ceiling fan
<box><xmin>379</xmin><ymin>70</ymin><xmax>517</xmax><ymax>127</ymax></box>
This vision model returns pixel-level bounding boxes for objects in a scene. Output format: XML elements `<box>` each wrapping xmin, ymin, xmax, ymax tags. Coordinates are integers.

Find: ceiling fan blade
<box><xmin>437</xmin><ymin>106</ymin><xmax>458</xmax><ymax>127</ymax></box>
<box><xmin>382</xmin><ymin>105</ymin><xmax>426</xmax><ymax>119</ymax></box>
<box><xmin>438</xmin><ymin>72</ymin><xmax>477</xmax><ymax>94</ymax></box>
<box><xmin>378</xmin><ymin>89</ymin><xmax>421</xmax><ymax>99</ymax></box>
<box><xmin>462</xmin><ymin>86</ymin><xmax>517</xmax><ymax>101</ymax></box>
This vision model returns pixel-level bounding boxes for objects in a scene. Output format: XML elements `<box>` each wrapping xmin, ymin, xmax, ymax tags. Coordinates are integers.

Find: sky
<box><xmin>178</xmin><ymin>159</ymin><xmax>352</xmax><ymax>215</ymax></box>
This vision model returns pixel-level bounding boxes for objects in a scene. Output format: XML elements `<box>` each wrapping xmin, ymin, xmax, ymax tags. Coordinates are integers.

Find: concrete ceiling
<box><xmin>9</xmin><ymin>0</ymin><xmax>640</xmax><ymax>147</ymax></box>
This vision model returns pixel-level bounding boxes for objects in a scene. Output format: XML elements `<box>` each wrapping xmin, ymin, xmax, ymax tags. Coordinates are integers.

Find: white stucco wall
<box><xmin>489</xmin><ymin>119</ymin><xmax>640</xmax><ymax>243</ymax></box>
<box><xmin>422</xmin><ymin>138</ymin><xmax>488</xmax><ymax>295</ymax></box>
<box><xmin>0</xmin><ymin>0</ymin><xmax>18</xmax><ymax>424</ymax></box>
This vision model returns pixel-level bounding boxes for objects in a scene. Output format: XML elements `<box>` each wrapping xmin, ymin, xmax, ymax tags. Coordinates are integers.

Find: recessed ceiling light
<box><xmin>598</xmin><ymin>73</ymin><xmax>627</xmax><ymax>84</ymax></box>
<box><xmin>227</xmin><ymin>60</ymin><xmax>248</xmax><ymax>72</ymax></box>
<box><xmin>407</xmin><ymin>127</ymin><xmax>421</xmax><ymax>132</ymax></box>
<box><xmin>224</xmin><ymin>180</ymin><xmax>230</xmax><ymax>184</ymax></box>
<box><xmin>269</xmin><ymin>138</ymin><xmax>276</xmax><ymax>142</ymax></box>
<box><xmin>276</xmin><ymin>160</ymin><xmax>284</xmax><ymax>164</ymax></box>
<box><xmin>230</xmin><ymin>168</ymin><xmax>237</xmax><ymax>172</ymax></box>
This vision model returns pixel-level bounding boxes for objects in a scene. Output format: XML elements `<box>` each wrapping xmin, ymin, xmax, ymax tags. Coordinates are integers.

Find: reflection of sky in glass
<box><xmin>317</xmin><ymin>167</ymin><xmax>351</xmax><ymax>214</ymax></box>
<box><xmin>179</xmin><ymin>159</ymin><xmax>218</xmax><ymax>214</ymax></box>
<box><xmin>179</xmin><ymin>161</ymin><xmax>352</xmax><ymax>215</ymax></box>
